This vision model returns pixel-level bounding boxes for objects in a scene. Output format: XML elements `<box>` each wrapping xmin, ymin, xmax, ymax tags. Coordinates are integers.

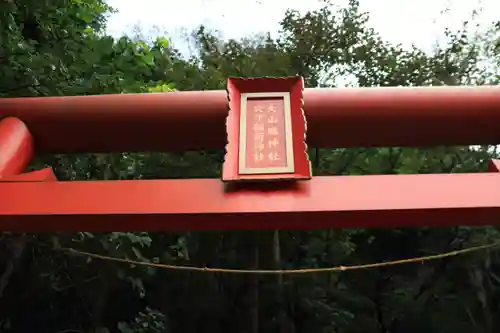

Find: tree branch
<box><xmin>374</xmin><ymin>277</ymin><xmax>388</xmax><ymax>333</ymax></box>
<box><xmin>0</xmin><ymin>234</ymin><xmax>27</xmax><ymax>299</ymax></box>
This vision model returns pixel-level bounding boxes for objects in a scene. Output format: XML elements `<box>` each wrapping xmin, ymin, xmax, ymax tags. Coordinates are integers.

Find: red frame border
<box><xmin>222</xmin><ymin>77</ymin><xmax>311</xmax><ymax>182</ymax></box>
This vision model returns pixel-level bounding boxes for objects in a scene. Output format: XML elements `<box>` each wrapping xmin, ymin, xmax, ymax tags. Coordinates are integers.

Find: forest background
<box><xmin>1</xmin><ymin>0</ymin><xmax>500</xmax><ymax>333</ymax></box>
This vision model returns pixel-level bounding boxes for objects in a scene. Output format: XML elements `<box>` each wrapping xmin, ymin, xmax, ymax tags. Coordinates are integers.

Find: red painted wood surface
<box><xmin>0</xmin><ymin>117</ymin><xmax>34</xmax><ymax>176</ymax></box>
<box><xmin>1</xmin><ymin>86</ymin><xmax>500</xmax><ymax>152</ymax></box>
<box><xmin>1</xmin><ymin>172</ymin><xmax>500</xmax><ymax>231</ymax></box>
<box><xmin>0</xmin><ymin>168</ymin><xmax>57</xmax><ymax>182</ymax></box>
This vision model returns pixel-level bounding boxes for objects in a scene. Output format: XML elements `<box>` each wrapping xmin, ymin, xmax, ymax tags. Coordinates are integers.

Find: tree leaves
<box><xmin>2</xmin><ymin>1</ymin><xmax>500</xmax><ymax>333</ymax></box>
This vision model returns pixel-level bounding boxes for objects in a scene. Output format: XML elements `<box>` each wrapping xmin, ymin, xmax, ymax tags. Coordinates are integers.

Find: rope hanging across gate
<box><xmin>58</xmin><ymin>241</ymin><xmax>500</xmax><ymax>275</ymax></box>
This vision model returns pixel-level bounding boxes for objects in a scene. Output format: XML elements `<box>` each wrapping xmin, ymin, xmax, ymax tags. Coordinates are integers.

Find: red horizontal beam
<box><xmin>1</xmin><ymin>86</ymin><xmax>500</xmax><ymax>152</ymax></box>
<box><xmin>1</xmin><ymin>173</ymin><xmax>500</xmax><ymax>231</ymax></box>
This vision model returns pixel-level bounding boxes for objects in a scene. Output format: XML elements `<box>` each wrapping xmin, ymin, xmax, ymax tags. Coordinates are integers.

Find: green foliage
<box><xmin>1</xmin><ymin>1</ymin><xmax>500</xmax><ymax>333</ymax></box>
<box><xmin>148</xmin><ymin>83</ymin><xmax>175</xmax><ymax>92</ymax></box>
<box><xmin>117</xmin><ymin>308</ymin><xmax>167</xmax><ymax>333</ymax></box>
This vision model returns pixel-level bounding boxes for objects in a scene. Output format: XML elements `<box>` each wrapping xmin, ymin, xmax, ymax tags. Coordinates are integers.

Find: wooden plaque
<box><xmin>222</xmin><ymin>77</ymin><xmax>311</xmax><ymax>182</ymax></box>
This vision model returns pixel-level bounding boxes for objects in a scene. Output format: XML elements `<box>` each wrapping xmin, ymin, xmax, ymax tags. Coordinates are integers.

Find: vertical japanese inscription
<box><xmin>244</xmin><ymin>97</ymin><xmax>289</xmax><ymax>171</ymax></box>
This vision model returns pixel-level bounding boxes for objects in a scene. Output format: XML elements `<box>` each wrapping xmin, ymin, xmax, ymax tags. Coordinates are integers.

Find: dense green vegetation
<box><xmin>1</xmin><ymin>1</ymin><xmax>500</xmax><ymax>332</ymax></box>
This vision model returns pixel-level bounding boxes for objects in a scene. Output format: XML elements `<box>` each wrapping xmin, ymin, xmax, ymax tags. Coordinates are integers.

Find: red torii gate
<box><xmin>1</xmin><ymin>81</ymin><xmax>500</xmax><ymax>232</ymax></box>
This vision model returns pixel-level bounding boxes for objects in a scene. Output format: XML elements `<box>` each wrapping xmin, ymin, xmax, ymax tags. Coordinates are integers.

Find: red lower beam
<box><xmin>1</xmin><ymin>86</ymin><xmax>500</xmax><ymax>152</ymax></box>
<box><xmin>1</xmin><ymin>173</ymin><xmax>500</xmax><ymax>231</ymax></box>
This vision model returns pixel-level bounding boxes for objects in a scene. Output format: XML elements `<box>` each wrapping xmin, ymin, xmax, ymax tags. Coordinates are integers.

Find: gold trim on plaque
<box><xmin>238</xmin><ymin>92</ymin><xmax>295</xmax><ymax>175</ymax></box>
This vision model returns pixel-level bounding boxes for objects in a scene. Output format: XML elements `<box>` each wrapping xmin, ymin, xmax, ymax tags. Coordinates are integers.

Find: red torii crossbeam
<box><xmin>1</xmin><ymin>86</ymin><xmax>500</xmax><ymax>153</ymax></box>
<box><xmin>1</xmin><ymin>172</ymin><xmax>500</xmax><ymax>232</ymax></box>
<box><xmin>1</xmin><ymin>83</ymin><xmax>500</xmax><ymax>232</ymax></box>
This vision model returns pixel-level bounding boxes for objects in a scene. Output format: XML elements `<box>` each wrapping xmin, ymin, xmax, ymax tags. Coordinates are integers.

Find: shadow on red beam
<box><xmin>0</xmin><ymin>173</ymin><xmax>500</xmax><ymax>232</ymax></box>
